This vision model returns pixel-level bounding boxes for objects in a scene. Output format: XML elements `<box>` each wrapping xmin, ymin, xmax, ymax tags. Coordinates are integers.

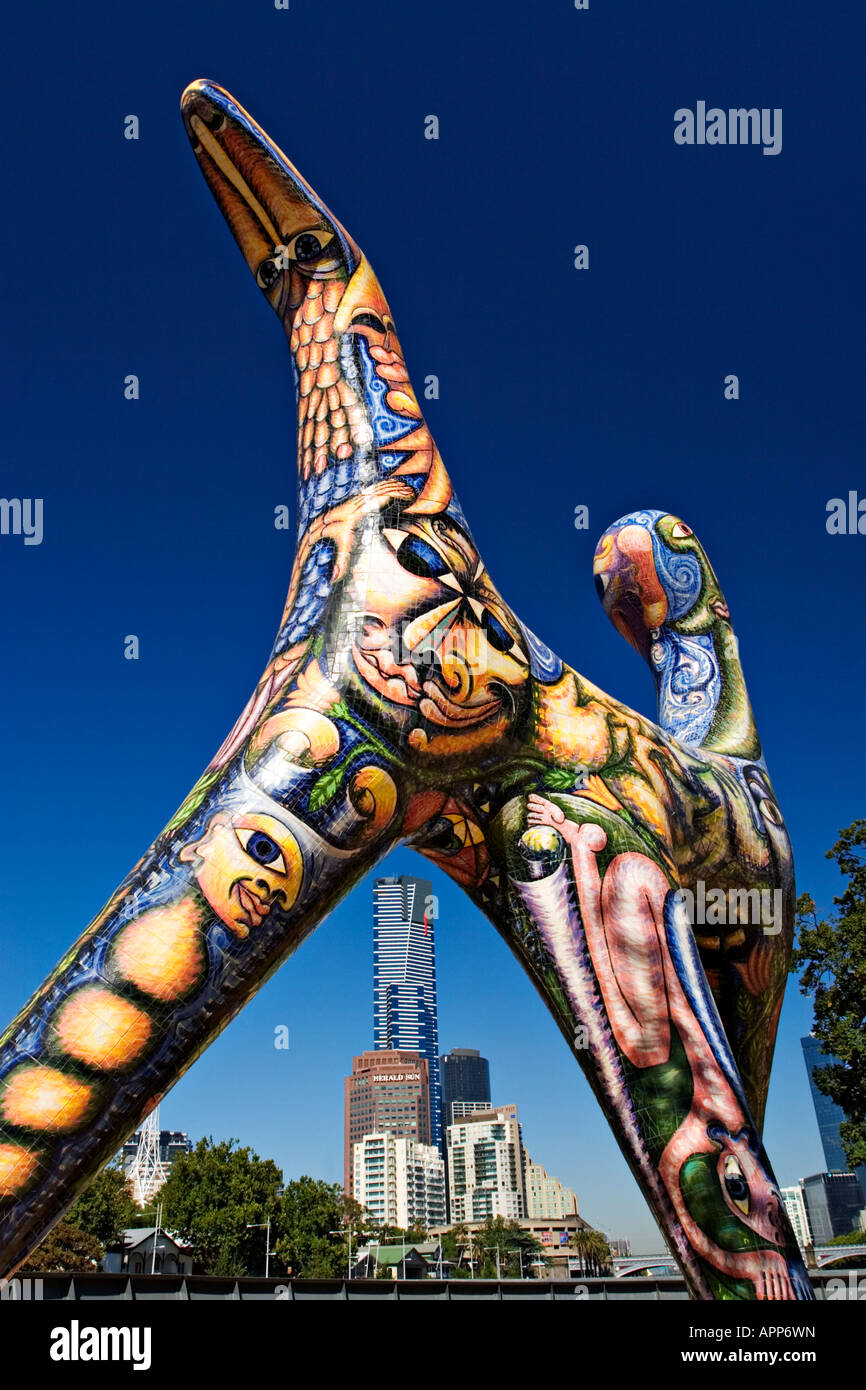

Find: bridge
<box><xmin>614</xmin><ymin>1247</ymin><xmax>866</xmax><ymax>1276</ymax></box>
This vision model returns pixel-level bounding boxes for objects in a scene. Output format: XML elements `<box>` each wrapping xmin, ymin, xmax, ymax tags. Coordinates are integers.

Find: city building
<box><xmin>102</xmin><ymin>1228</ymin><xmax>193</xmax><ymax>1276</ymax></box>
<box><xmin>353</xmin><ymin>1242</ymin><xmax>448</xmax><ymax>1279</ymax></box>
<box><xmin>801</xmin><ymin>1171</ymin><xmax>864</xmax><ymax>1243</ymax></box>
<box><xmin>440</xmin><ymin>1048</ymin><xmax>491</xmax><ymax>1151</ymax></box>
<box><xmin>344</xmin><ymin>1050</ymin><xmax>431</xmax><ymax>1195</ymax></box>
<box><xmin>446</xmin><ymin>1103</ymin><xmax>525</xmax><ymax>1223</ymax></box>
<box><xmin>352</xmin><ymin>1132</ymin><xmax>445</xmax><ymax>1230</ymax></box>
<box><xmin>374</xmin><ymin>876</ymin><xmax>442</xmax><ymax>1149</ymax></box>
<box><xmin>780</xmin><ymin>1186</ymin><xmax>813</xmax><ymax>1250</ymax></box>
<box><xmin>801</xmin><ymin>1034</ymin><xmax>866</xmax><ymax>1196</ymax></box>
<box><xmin>524</xmin><ymin>1153</ymin><xmax>579</xmax><ymax>1220</ymax></box>
<box><xmin>427</xmin><ymin>1214</ymin><xmax>598</xmax><ymax>1278</ymax></box>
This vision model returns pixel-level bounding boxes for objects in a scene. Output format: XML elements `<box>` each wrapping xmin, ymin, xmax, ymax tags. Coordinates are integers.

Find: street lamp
<box><xmin>246</xmin><ymin>1217</ymin><xmax>273</xmax><ymax>1278</ymax></box>
<box><xmin>483</xmin><ymin>1245</ymin><xmax>503</xmax><ymax>1280</ymax></box>
<box><xmin>329</xmin><ymin>1225</ymin><xmax>355</xmax><ymax>1280</ymax></box>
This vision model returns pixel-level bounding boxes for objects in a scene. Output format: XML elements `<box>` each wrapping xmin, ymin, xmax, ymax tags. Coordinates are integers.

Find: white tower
<box><xmin>128</xmin><ymin>1108</ymin><xmax>169</xmax><ymax>1207</ymax></box>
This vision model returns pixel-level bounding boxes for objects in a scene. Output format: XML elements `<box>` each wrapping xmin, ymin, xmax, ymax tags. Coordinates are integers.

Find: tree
<box><xmin>583</xmin><ymin>1229</ymin><xmax>613</xmax><ymax>1275</ymax></box>
<box><xmin>439</xmin><ymin>1222</ymin><xmax>471</xmax><ymax>1276</ymax></box>
<box><xmin>275</xmin><ymin>1177</ymin><xmax>357</xmax><ymax>1278</ymax></box>
<box><xmin>791</xmin><ymin>820</ymin><xmax>866</xmax><ymax>1171</ymax></box>
<box><xmin>66</xmin><ymin>1162</ymin><xmax>139</xmax><ymax>1246</ymax></box>
<box><xmin>372</xmin><ymin>1220</ymin><xmax>428</xmax><ymax>1245</ymax></box>
<box><xmin>827</xmin><ymin>1228</ymin><xmax>866</xmax><ymax>1246</ymax></box>
<box><xmin>568</xmin><ymin>1227</ymin><xmax>611</xmax><ymax>1276</ymax></box>
<box><xmin>157</xmin><ymin>1137</ymin><xmax>282</xmax><ymax>1276</ymax></box>
<box><xmin>19</xmin><ymin>1221</ymin><xmax>104</xmax><ymax>1273</ymax></box>
<box><xmin>473</xmin><ymin>1215</ymin><xmax>544</xmax><ymax>1277</ymax></box>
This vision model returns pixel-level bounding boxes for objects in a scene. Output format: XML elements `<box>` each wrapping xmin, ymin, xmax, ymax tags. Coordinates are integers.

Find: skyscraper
<box><xmin>801</xmin><ymin>1034</ymin><xmax>866</xmax><ymax>1196</ymax></box>
<box><xmin>344</xmin><ymin>1050</ymin><xmax>431</xmax><ymax>1196</ymax></box>
<box><xmin>440</xmin><ymin>1048</ymin><xmax>491</xmax><ymax>1152</ymax></box>
<box><xmin>801</xmin><ymin>1172</ymin><xmax>864</xmax><ymax>1243</ymax></box>
<box><xmin>373</xmin><ymin>875</ymin><xmax>441</xmax><ymax>1149</ymax></box>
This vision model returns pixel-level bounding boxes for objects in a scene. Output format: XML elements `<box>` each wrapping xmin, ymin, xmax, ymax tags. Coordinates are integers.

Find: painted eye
<box><xmin>286</xmin><ymin>229</ymin><xmax>334</xmax><ymax>263</ymax></box>
<box><xmin>671</xmin><ymin>522</ymin><xmax>694</xmax><ymax>539</ymax></box>
<box><xmin>723</xmin><ymin>1156</ymin><xmax>750</xmax><ymax>1215</ymax></box>
<box><xmin>423</xmin><ymin>818</ymin><xmax>462</xmax><ymax>856</ymax></box>
<box><xmin>235</xmin><ymin>828</ymin><xmax>286</xmax><ymax>873</ymax></box>
<box><xmin>482</xmin><ymin>608</ymin><xmax>515</xmax><ymax>653</ymax></box>
<box><xmin>759</xmin><ymin>798</ymin><xmax>783</xmax><ymax>827</ymax></box>
<box><xmin>396</xmin><ymin>534</ymin><xmax>449</xmax><ymax>580</ymax></box>
<box><xmin>256</xmin><ymin>257</ymin><xmax>282</xmax><ymax>290</ymax></box>
<box><xmin>351</xmin><ymin>311</ymin><xmax>388</xmax><ymax>333</ymax></box>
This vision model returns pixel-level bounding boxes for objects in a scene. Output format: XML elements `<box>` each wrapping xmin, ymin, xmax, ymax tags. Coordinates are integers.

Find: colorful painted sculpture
<box><xmin>0</xmin><ymin>81</ymin><xmax>810</xmax><ymax>1300</ymax></box>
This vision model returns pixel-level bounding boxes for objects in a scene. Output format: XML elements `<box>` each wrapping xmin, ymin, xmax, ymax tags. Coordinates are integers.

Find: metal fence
<box><xmin>1</xmin><ymin>1270</ymin><xmax>857</xmax><ymax>1301</ymax></box>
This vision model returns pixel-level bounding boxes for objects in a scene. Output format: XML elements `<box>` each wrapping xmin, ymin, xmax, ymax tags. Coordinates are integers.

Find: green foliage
<box><xmin>275</xmin><ymin>1177</ymin><xmax>360</xmax><ymax>1278</ymax></box>
<box><xmin>19</xmin><ymin>1221</ymin><xmax>104</xmax><ymax>1273</ymax></box>
<box><xmin>471</xmin><ymin>1215</ymin><xmax>545</xmax><ymax>1277</ymax></box>
<box><xmin>439</xmin><ymin>1223</ymin><xmax>467</xmax><ymax>1265</ymax></box>
<box><xmin>157</xmin><ymin>1137</ymin><xmax>283</xmax><ymax>1276</ymax></box>
<box><xmin>66</xmin><ymin>1162</ymin><xmax>139</xmax><ymax>1246</ymax></box>
<box><xmin>792</xmin><ymin>820</ymin><xmax>866</xmax><ymax>1171</ymax></box>
<box><xmin>373</xmin><ymin>1221</ymin><xmax>428</xmax><ymax>1245</ymax></box>
<box><xmin>827</xmin><ymin>1228</ymin><xmax>866</xmax><ymax>1246</ymax></box>
<box><xmin>567</xmin><ymin>1227</ymin><xmax>613</xmax><ymax>1276</ymax></box>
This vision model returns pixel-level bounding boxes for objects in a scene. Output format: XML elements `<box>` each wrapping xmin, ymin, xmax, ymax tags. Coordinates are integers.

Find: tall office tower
<box><xmin>344</xmin><ymin>1050</ymin><xmax>431</xmax><ymax>1196</ymax></box>
<box><xmin>801</xmin><ymin>1034</ymin><xmax>866</xmax><ymax>1197</ymax></box>
<box><xmin>440</xmin><ymin>1048</ymin><xmax>491</xmax><ymax>1153</ymax></box>
<box><xmin>373</xmin><ymin>875</ymin><xmax>441</xmax><ymax>1150</ymax></box>
<box><xmin>801</xmin><ymin>1171</ymin><xmax>864</xmax><ymax>1242</ymax></box>
<box><xmin>446</xmin><ymin>1104</ymin><xmax>526</xmax><ymax>1224</ymax></box>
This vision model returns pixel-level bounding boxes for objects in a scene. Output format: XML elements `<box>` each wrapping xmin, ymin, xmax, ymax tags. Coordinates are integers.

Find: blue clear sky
<box><xmin>1</xmin><ymin>0</ymin><xmax>864</xmax><ymax>1253</ymax></box>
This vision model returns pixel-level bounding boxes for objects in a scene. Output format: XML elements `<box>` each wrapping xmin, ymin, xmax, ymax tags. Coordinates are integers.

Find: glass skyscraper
<box><xmin>373</xmin><ymin>875</ymin><xmax>441</xmax><ymax>1150</ymax></box>
<box><xmin>440</xmin><ymin>1048</ymin><xmax>491</xmax><ymax>1152</ymax></box>
<box><xmin>801</xmin><ymin>1034</ymin><xmax>866</xmax><ymax>1197</ymax></box>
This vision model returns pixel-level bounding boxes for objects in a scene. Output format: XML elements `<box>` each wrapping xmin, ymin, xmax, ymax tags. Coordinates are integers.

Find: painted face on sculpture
<box><xmin>681</xmin><ymin>1124</ymin><xmax>788</xmax><ymax>1254</ymax></box>
<box><xmin>712</xmin><ymin>1128</ymin><xmax>787</xmax><ymax>1245</ymax></box>
<box><xmin>179</xmin><ymin>812</ymin><xmax>304</xmax><ymax>938</ymax></box>
<box><xmin>339</xmin><ymin>510</ymin><xmax>530</xmax><ymax>755</ymax></box>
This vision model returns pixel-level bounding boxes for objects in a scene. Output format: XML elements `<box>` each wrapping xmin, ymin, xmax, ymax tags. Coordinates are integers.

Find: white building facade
<box><xmin>353</xmin><ymin>1132</ymin><xmax>445</xmax><ymax>1230</ymax></box>
<box><xmin>781</xmin><ymin>1184</ymin><xmax>813</xmax><ymax>1250</ymax></box>
<box><xmin>446</xmin><ymin>1104</ymin><xmax>525</xmax><ymax>1223</ymax></box>
<box><xmin>524</xmin><ymin>1153</ymin><xmax>579</xmax><ymax>1220</ymax></box>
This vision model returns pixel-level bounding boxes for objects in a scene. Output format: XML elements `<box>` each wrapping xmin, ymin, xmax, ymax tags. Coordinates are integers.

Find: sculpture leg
<box><xmin>0</xmin><ymin>676</ymin><xmax>405</xmax><ymax>1278</ymax></box>
<box><xmin>593</xmin><ymin>512</ymin><xmax>794</xmax><ymax>1131</ymax></box>
<box><xmin>476</xmin><ymin>791</ymin><xmax>811</xmax><ymax>1300</ymax></box>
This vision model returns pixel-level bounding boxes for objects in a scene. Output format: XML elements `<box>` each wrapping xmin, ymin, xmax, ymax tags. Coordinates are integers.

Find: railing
<box><xmin>0</xmin><ymin>1270</ymin><xmax>859</xmax><ymax>1301</ymax></box>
